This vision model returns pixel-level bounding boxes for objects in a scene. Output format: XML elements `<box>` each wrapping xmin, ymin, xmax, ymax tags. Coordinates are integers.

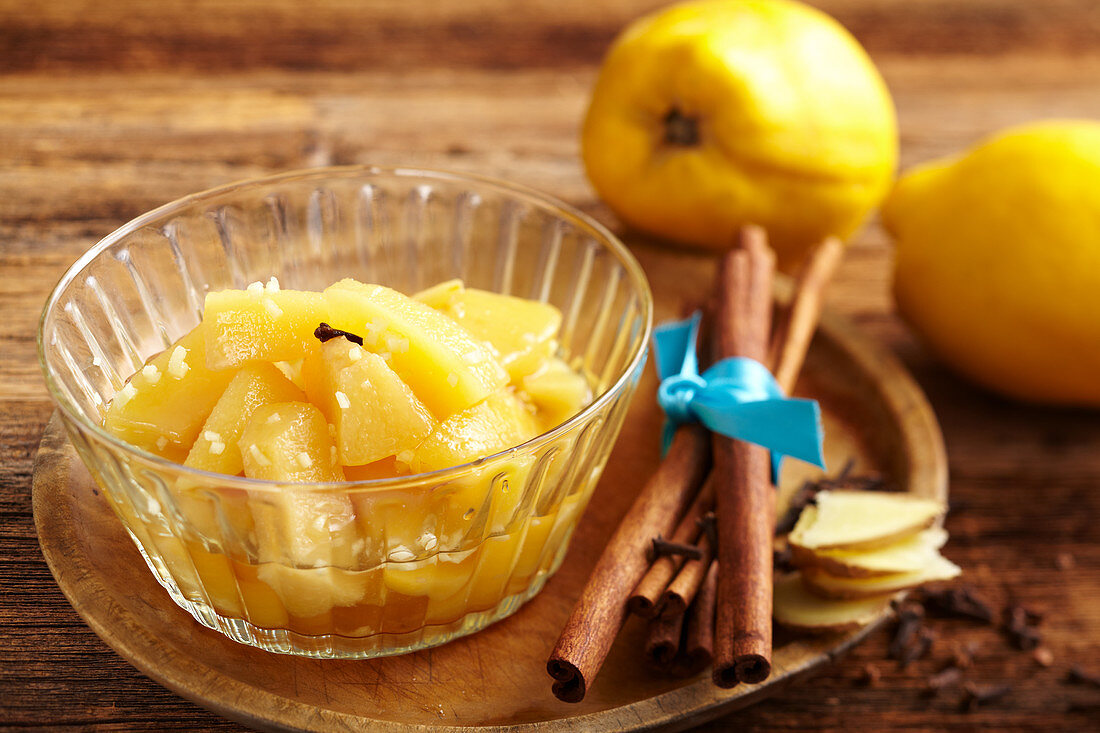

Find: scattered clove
<box><xmin>314</xmin><ymin>322</ymin><xmax>364</xmax><ymax>345</ymax></box>
<box><xmin>647</xmin><ymin>536</ymin><xmax>703</xmax><ymax>563</ymax></box>
<box><xmin>859</xmin><ymin>663</ymin><xmax>881</xmax><ymax>688</ymax></box>
<box><xmin>924</xmin><ymin>665</ymin><xmax>962</xmax><ymax>695</ymax></box>
<box><xmin>774</xmin><ymin>458</ymin><xmax>886</xmax><ymax>534</ymax></box>
<box><xmin>888</xmin><ymin>603</ymin><xmax>925</xmax><ymax>660</ymax></box>
<box><xmin>962</xmin><ymin>682</ymin><xmax>1013</xmax><ymax>712</ymax></box>
<box><xmin>898</xmin><ymin>627</ymin><xmax>935</xmax><ymax>670</ymax></box>
<box><xmin>949</xmin><ymin>640</ymin><xmax>979</xmax><ymax>670</ymax></box>
<box><xmin>1067</xmin><ymin>666</ymin><xmax>1100</xmax><ymax>689</ymax></box>
<box><xmin>1004</xmin><ymin>604</ymin><xmax>1042</xmax><ymax>651</ymax></box>
<box><xmin>1055</xmin><ymin>552</ymin><xmax>1076</xmax><ymax>571</ymax></box>
<box><xmin>920</xmin><ymin>586</ymin><xmax>995</xmax><ymax>624</ymax></box>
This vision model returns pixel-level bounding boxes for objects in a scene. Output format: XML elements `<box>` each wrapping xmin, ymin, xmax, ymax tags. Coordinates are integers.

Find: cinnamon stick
<box><xmin>662</xmin><ymin>534</ymin><xmax>713</xmax><ymax>618</ymax></box>
<box><xmin>644</xmin><ymin>611</ymin><xmax>686</xmax><ymax>670</ymax></box>
<box><xmin>712</xmin><ymin>226</ymin><xmax>776</xmax><ymax>688</ymax></box>
<box><xmin>670</xmin><ymin>560</ymin><xmax>719</xmax><ymax>678</ymax></box>
<box><xmin>547</xmin><ymin>424</ymin><xmax>710</xmax><ymax>703</ymax></box>
<box><xmin>629</xmin><ymin>475</ymin><xmax>716</xmax><ymax>618</ymax></box>
<box><xmin>768</xmin><ymin>237</ymin><xmax>844</xmax><ymax>393</ymax></box>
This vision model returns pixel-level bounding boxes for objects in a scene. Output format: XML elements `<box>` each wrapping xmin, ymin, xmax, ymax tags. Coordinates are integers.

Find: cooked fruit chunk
<box><xmin>800</xmin><ymin>554</ymin><xmax>962</xmax><ymax>599</ymax></box>
<box><xmin>305</xmin><ymin>338</ymin><xmax>435</xmax><ymax>466</ymax></box>
<box><xmin>417</xmin><ymin>282</ymin><xmax>563</xmax><ymax>382</ymax></box>
<box><xmin>104</xmin><ymin>326</ymin><xmax>236</xmax><ymax>460</ymax></box>
<box><xmin>242</xmin><ymin>402</ymin><xmax>365</xmax><ymax>613</ymax></box>
<box><xmin>789</xmin><ymin>490</ymin><xmax>944</xmax><ymax>552</ymax></box>
<box><xmin>203</xmin><ymin>280</ymin><xmax>326</xmax><ymax>369</ymax></box>
<box><xmin>240</xmin><ymin>401</ymin><xmax>343</xmax><ymax>485</ymax></box>
<box><xmin>343</xmin><ymin>456</ymin><xmax>407</xmax><ymax>482</ymax></box>
<box><xmin>521</xmin><ymin>357</ymin><xmax>592</xmax><ymax>431</ymax></box>
<box><xmin>791</xmin><ymin>527</ymin><xmax>949</xmax><ymax>578</ymax></box>
<box><xmin>411</xmin><ymin>389</ymin><xmax>540</xmax><ymax>473</ymax></box>
<box><xmin>184</xmin><ymin>362</ymin><xmax>306</xmax><ymax>476</ymax></box>
<box><xmin>773</xmin><ymin>572</ymin><xmax>892</xmax><ymax>632</ymax></box>
<box><xmin>323</xmin><ymin>279</ymin><xmax>507</xmax><ymax>418</ymax></box>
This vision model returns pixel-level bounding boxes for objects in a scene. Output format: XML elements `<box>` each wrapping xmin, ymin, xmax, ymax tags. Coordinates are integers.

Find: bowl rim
<box><xmin>37</xmin><ymin>164</ymin><xmax>654</xmax><ymax>493</ymax></box>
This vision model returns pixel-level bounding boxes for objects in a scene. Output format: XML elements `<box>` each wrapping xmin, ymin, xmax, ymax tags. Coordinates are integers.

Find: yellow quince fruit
<box><xmin>581</xmin><ymin>0</ymin><xmax>897</xmax><ymax>270</ymax></box>
<box><xmin>884</xmin><ymin>120</ymin><xmax>1100</xmax><ymax>406</ymax></box>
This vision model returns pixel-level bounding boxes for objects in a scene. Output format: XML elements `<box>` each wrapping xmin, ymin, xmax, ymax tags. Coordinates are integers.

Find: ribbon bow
<box><xmin>653</xmin><ymin>312</ymin><xmax>826</xmax><ymax>482</ymax></box>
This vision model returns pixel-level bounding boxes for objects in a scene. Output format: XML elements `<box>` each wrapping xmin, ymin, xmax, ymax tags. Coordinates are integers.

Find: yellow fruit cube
<box><xmin>412</xmin><ymin>389</ymin><xmax>539</xmax><ymax>473</ymax></box>
<box><xmin>418</xmin><ymin>282</ymin><xmax>563</xmax><ymax>382</ymax></box>
<box><xmin>521</xmin><ymin>356</ymin><xmax>593</xmax><ymax>431</ymax></box>
<box><xmin>203</xmin><ymin>282</ymin><xmax>326</xmax><ymax>369</ymax></box>
<box><xmin>309</xmin><ymin>338</ymin><xmax>435</xmax><ymax>466</ymax></box>
<box><xmin>184</xmin><ymin>362</ymin><xmax>306</xmax><ymax>477</ymax></box>
<box><xmin>323</xmin><ymin>279</ymin><xmax>507</xmax><ymax>418</ymax></box>
<box><xmin>104</xmin><ymin>326</ymin><xmax>236</xmax><ymax>460</ymax></box>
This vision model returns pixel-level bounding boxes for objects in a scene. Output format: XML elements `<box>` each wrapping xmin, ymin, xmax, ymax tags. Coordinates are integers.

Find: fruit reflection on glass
<box><xmin>100</xmin><ymin>276</ymin><xmax>594</xmax><ymax>643</ymax></box>
<box><xmin>581</xmin><ymin>0</ymin><xmax>898</xmax><ymax>270</ymax></box>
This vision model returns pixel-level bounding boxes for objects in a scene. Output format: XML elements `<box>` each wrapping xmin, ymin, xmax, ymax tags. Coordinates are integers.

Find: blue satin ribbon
<box><xmin>653</xmin><ymin>312</ymin><xmax>826</xmax><ymax>482</ymax></box>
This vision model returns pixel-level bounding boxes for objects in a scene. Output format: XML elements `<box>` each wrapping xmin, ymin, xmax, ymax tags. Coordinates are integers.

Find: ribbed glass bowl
<box><xmin>37</xmin><ymin>166</ymin><xmax>652</xmax><ymax>658</ymax></box>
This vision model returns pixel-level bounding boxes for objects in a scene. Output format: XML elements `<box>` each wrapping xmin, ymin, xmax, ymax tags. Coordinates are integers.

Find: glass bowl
<box><xmin>37</xmin><ymin>166</ymin><xmax>652</xmax><ymax>659</ymax></box>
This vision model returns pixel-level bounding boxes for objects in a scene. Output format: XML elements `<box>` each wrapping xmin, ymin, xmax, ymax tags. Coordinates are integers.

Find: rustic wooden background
<box><xmin>3</xmin><ymin>0</ymin><xmax>1100</xmax><ymax>729</ymax></box>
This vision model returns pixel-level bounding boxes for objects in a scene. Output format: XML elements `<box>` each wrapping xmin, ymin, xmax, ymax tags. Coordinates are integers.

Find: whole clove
<box><xmin>773</xmin><ymin>545</ymin><xmax>795</xmax><ymax>575</ymax></box>
<box><xmin>888</xmin><ymin>603</ymin><xmax>925</xmax><ymax>660</ymax></box>
<box><xmin>924</xmin><ymin>665</ymin><xmax>962</xmax><ymax>695</ymax></box>
<box><xmin>962</xmin><ymin>682</ymin><xmax>1013</xmax><ymax>712</ymax></box>
<box><xmin>314</xmin><ymin>322</ymin><xmax>364</xmax><ymax>345</ymax></box>
<box><xmin>898</xmin><ymin>627</ymin><xmax>935</xmax><ymax>670</ymax></box>
<box><xmin>1067</xmin><ymin>666</ymin><xmax>1100</xmax><ymax>689</ymax></box>
<box><xmin>647</xmin><ymin>536</ymin><xmax>703</xmax><ymax>563</ymax></box>
<box><xmin>920</xmin><ymin>586</ymin><xmax>995</xmax><ymax>624</ymax></box>
<box><xmin>1004</xmin><ymin>604</ymin><xmax>1042</xmax><ymax>651</ymax></box>
<box><xmin>859</xmin><ymin>663</ymin><xmax>881</xmax><ymax>688</ymax></box>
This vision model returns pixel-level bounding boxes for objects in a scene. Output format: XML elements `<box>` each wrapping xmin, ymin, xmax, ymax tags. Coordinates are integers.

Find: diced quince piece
<box><xmin>417</xmin><ymin>282</ymin><xmax>563</xmax><ymax>382</ymax></box>
<box><xmin>240</xmin><ymin>402</ymin><xmax>355</xmax><ymax>565</ymax></box>
<box><xmin>310</xmin><ymin>338</ymin><xmax>435</xmax><ymax>466</ymax></box>
<box><xmin>203</xmin><ymin>282</ymin><xmax>325</xmax><ymax>369</ymax></box>
<box><xmin>789</xmin><ymin>490</ymin><xmax>945</xmax><ymax>552</ymax></box>
<box><xmin>411</xmin><ymin>389</ymin><xmax>540</xmax><ymax>473</ymax></box>
<box><xmin>383</xmin><ymin>550</ymin><xmax>479</xmax><ymax>601</ymax></box>
<box><xmin>773</xmin><ymin>572</ymin><xmax>892</xmax><ymax>632</ymax></box>
<box><xmin>184</xmin><ymin>362</ymin><xmax>306</xmax><ymax>476</ymax></box>
<box><xmin>240</xmin><ymin>401</ymin><xmax>343</xmax><ymax>484</ymax></box>
<box><xmin>521</xmin><ymin>357</ymin><xmax>592</xmax><ymax>431</ymax></box>
<box><xmin>323</xmin><ymin>279</ymin><xmax>507</xmax><ymax>418</ymax></box>
<box><xmin>104</xmin><ymin>326</ymin><xmax>236</xmax><ymax>460</ymax></box>
<box><xmin>791</xmin><ymin>527</ymin><xmax>949</xmax><ymax>579</ymax></box>
<box><xmin>800</xmin><ymin>554</ymin><xmax>962</xmax><ymax>600</ymax></box>
<box><xmin>256</xmin><ymin>564</ymin><xmax>369</xmax><ymax>618</ymax></box>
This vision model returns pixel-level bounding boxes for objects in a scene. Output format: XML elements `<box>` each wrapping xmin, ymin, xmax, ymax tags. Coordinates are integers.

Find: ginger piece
<box><xmin>801</xmin><ymin>554</ymin><xmax>961</xmax><ymax>600</ymax></box>
<box><xmin>773</xmin><ymin>572</ymin><xmax>892</xmax><ymax>632</ymax></box>
<box><xmin>791</xmin><ymin>527</ymin><xmax>948</xmax><ymax>578</ymax></box>
<box><xmin>789</xmin><ymin>490</ymin><xmax>944</xmax><ymax>552</ymax></box>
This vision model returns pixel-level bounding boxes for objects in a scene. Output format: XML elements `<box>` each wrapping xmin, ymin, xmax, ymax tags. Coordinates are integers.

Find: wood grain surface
<box><xmin>3</xmin><ymin>0</ymin><xmax>1100</xmax><ymax>730</ymax></box>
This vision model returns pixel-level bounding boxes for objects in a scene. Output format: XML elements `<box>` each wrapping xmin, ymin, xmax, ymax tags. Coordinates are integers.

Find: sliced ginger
<box><xmin>789</xmin><ymin>490</ymin><xmax>944</xmax><ymax>552</ymax></box>
<box><xmin>773</xmin><ymin>572</ymin><xmax>893</xmax><ymax>632</ymax></box>
<box><xmin>791</xmin><ymin>527</ymin><xmax>948</xmax><ymax>578</ymax></box>
<box><xmin>801</xmin><ymin>554</ymin><xmax>961</xmax><ymax>600</ymax></box>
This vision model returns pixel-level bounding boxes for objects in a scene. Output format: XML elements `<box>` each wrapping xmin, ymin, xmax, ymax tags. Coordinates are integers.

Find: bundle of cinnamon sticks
<box><xmin>547</xmin><ymin>226</ymin><xmax>843</xmax><ymax>701</ymax></box>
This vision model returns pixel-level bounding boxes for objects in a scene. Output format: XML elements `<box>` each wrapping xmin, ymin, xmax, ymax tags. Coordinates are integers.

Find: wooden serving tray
<box><xmin>33</xmin><ymin>290</ymin><xmax>946</xmax><ymax>732</ymax></box>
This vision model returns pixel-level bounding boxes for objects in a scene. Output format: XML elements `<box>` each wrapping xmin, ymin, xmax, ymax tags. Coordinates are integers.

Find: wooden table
<box><xmin>3</xmin><ymin>1</ymin><xmax>1099</xmax><ymax>729</ymax></box>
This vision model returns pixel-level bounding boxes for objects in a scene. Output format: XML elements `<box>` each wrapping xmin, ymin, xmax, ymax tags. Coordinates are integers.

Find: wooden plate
<box><xmin>33</xmin><ymin>291</ymin><xmax>946</xmax><ymax>732</ymax></box>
